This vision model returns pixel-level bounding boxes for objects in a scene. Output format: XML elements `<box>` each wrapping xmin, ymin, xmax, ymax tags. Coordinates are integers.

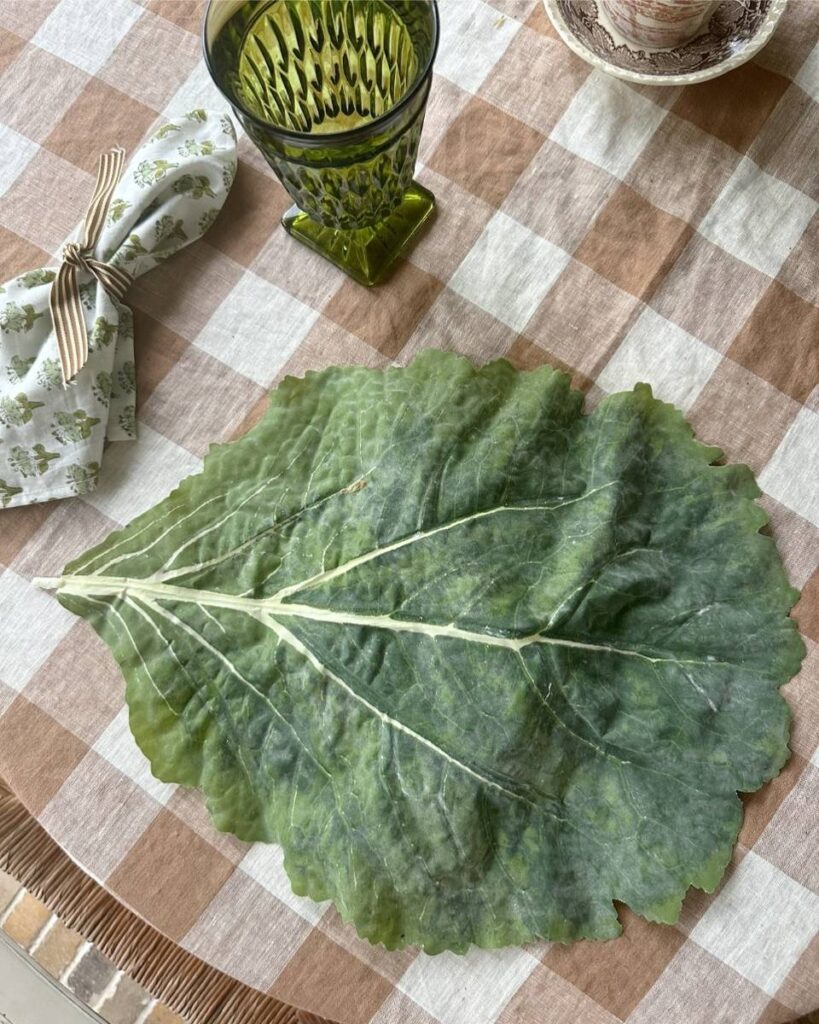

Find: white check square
<box><xmin>194</xmin><ymin>270</ymin><xmax>319</xmax><ymax>387</ymax></box>
<box><xmin>698</xmin><ymin>157</ymin><xmax>817</xmax><ymax>278</ymax></box>
<box><xmin>597</xmin><ymin>307</ymin><xmax>721</xmax><ymax>411</ymax></box>
<box><xmin>690</xmin><ymin>850</ymin><xmax>819</xmax><ymax>995</ymax></box>
<box><xmin>239</xmin><ymin>843</ymin><xmax>330</xmax><ymax>925</ymax></box>
<box><xmin>397</xmin><ymin>946</ymin><xmax>540</xmax><ymax>1024</ymax></box>
<box><xmin>550</xmin><ymin>71</ymin><xmax>668</xmax><ymax>179</ymax></box>
<box><xmin>0</xmin><ymin>125</ymin><xmax>39</xmax><ymax>199</ymax></box>
<box><xmin>163</xmin><ymin>59</ymin><xmax>233</xmax><ymax>121</ymax></box>
<box><xmin>435</xmin><ymin>0</ymin><xmax>521</xmax><ymax>94</ymax></box>
<box><xmin>758</xmin><ymin>407</ymin><xmax>819</xmax><ymax>526</ymax></box>
<box><xmin>93</xmin><ymin>707</ymin><xmax>177</xmax><ymax>806</ymax></box>
<box><xmin>32</xmin><ymin>0</ymin><xmax>143</xmax><ymax>76</ymax></box>
<box><xmin>84</xmin><ymin>424</ymin><xmax>202</xmax><ymax>525</ymax></box>
<box><xmin>0</xmin><ymin>570</ymin><xmax>75</xmax><ymax>692</ymax></box>
<box><xmin>795</xmin><ymin>42</ymin><xmax>819</xmax><ymax>102</ymax></box>
<box><xmin>449</xmin><ymin>210</ymin><xmax>570</xmax><ymax>331</ymax></box>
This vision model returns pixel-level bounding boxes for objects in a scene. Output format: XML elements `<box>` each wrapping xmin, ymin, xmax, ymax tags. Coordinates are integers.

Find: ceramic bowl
<box><xmin>543</xmin><ymin>0</ymin><xmax>787</xmax><ymax>86</ymax></box>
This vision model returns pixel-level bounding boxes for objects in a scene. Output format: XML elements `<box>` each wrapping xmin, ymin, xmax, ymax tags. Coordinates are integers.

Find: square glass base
<box><xmin>281</xmin><ymin>182</ymin><xmax>436</xmax><ymax>287</ymax></box>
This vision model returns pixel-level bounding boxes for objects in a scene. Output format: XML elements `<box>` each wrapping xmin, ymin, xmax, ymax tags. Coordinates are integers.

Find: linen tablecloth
<box><xmin>0</xmin><ymin>2</ymin><xmax>817</xmax><ymax>1022</ymax></box>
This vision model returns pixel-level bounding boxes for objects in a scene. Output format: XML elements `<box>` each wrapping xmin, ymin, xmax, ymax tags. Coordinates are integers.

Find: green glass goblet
<box><xmin>203</xmin><ymin>0</ymin><xmax>439</xmax><ymax>286</ymax></box>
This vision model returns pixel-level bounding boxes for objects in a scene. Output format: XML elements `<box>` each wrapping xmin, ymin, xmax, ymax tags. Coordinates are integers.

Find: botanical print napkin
<box><xmin>0</xmin><ymin>109</ymin><xmax>237</xmax><ymax>509</ymax></box>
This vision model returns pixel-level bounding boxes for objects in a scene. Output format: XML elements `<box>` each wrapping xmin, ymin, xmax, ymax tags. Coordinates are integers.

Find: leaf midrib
<box><xmin>41</xmin><ymin>572</ymin><xmax>729</xmax><ymax>671</ymax></box>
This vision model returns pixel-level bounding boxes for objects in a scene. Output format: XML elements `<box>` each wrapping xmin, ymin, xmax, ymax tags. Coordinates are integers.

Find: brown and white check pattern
<box><xmin>0</xmin><ymin>1</ymin><xmax>817</xmax><ymax>1022</ymax></box>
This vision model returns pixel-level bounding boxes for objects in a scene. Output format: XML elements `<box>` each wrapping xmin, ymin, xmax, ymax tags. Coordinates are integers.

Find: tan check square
<box><xmin>274</xmin><ymin>316</ymin><xmax>388</xmax><ymax>385</ymax></box>
<box><xmin>145</xmin><ymin>0</ymin><xmax>201</xmax><ymax>36</ymax></box>
<box><xmin>206</xmin><ymin>161</ymin><xmax>290</xmax><ymax>268</ymax></box>
<box><xmin>427</xmin><ymin>95</ymin><xmax>545</xmax><ymax>208</ymax></box>
<box><xmin>755</xmin><ymin>763</ymin><xmax>819</xmax><ymax>894</ymax></box>
<box><xmin>418</xmin><ymin>75</ymin><xmax>472</xmax><ymax>163</ymax></box>
<box><xmin>671</xmin><ymin>62</ymin><xmax>790</xmax><ymax>154</ymax></box>
<box><xmin>0</xmin><ymin>500</ymin><xmax>55</xmax><ymax>567</ymax></box>
<box><xmin>0</xmin><ymin>223</ymin><xmax>49</xmax><ymax>279</ymax></box>
<box><xmin>0</xmin><ymin>2</ymin><xmax>817</xmax><ymax>1021</ymax></box>
<box><xmin>795</xmin><ymin>569</ymin><xmax>819</xmax><ymax>643</ymax></box>
<box><xmin>0</xmin><ymin>695</ymin><xmax>88</xmax><ymax>813</ymax></box>
<box><xmin>687</xmin><ymin>358</ymin><xmax>801</xmax><ymax>472</ymax></box>
<box><xmin>107</xmin><ymin>809</ymin><xmax>236</xmax><ymax>941</ymax></box>
<box><xmin>543</xmin><ymin>908</ymin><xmax>686</xmax><ymax>1019</ymax></box>
<box><xmin>728</xmin><ymin>280</ymin><xmax>819</xmax><ymax>403</ymax></box>
<box><xmin>525</xmin><ymin>2</ymin><xmax>558</xmax><ymax>37</ymax></box>
<box><xmin>753</xmin><ymin>0</ymin><xmax>819</xmax><ymax>79</ymax></box>
<box><xmin>0</xmin><ymin>30</ymin><xmax>26</xmax><ymax>77</ymax></box>
<box><xmin>45</xmin><ymin>76</ymin><xmax>158</xmax><ymax>174</ymax></box>
<box><xmin>166</xmin><ymin>787</ymin><xmax>249</xmax><ymax>866</ymax></box>
<box><xmin>574</xmin><ymin>184</ymin><xmax>693</xmax><ymax>301</ymax></box>
<box><xmin>252</xmin><ymin>230</ymin><xmax>345</xmax><ymax>311</ymax></box>
<box><xmin>759</xmin><ymin>497</ymin><xmax>818</xmax><ymax>588</ymax></box>
<box><xmin>323</xmin><ymin>261</ymin><xmax>443</xmax><ymax>359</ymax></box>
<box><xmin>270</xmin><ymin>931</ymin><xmax>394</xmax><ymax>1024</ymax></box>
<box><xmin>410</xmin><ymin>167</ymin><xmax>496</xmax><ymax>283</ymax></box>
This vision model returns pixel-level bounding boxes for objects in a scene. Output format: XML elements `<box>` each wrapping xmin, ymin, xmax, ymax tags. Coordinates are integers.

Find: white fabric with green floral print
<box><xmin>0</xmin><ymin>109</ymin><xmax>237</xmax><ymax>508</ymax></box>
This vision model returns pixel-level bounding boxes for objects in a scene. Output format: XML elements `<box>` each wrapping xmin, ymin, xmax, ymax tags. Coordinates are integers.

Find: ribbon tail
<box><xmin>49</xmin><ymin>261</ymin><xmax>88</xmax><ymax>385</ymax></box>
<box><xmin>82</xmin><ymin>147</ymin><xmax>126</xmax><ymax>249</ymax></box>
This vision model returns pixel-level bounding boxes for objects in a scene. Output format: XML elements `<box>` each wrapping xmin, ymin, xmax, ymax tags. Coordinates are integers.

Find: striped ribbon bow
<box><xmin>50</xmin><ymin>147</ymin><xmax>133</xmax><ymax>384</ymax></box>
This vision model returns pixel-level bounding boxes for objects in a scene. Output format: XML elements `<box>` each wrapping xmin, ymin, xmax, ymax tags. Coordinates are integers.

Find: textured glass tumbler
<box><xmin>204</xmin><ymin>0</ymin><xmax>439</xmax><ymax>286</ymax></box>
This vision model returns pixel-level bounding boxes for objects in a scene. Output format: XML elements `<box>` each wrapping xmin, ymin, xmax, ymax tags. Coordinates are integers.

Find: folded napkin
<box><xmin>0</xmin><ymin>109</ymin><xmax>237</xmax><ymax>508</ymax></box>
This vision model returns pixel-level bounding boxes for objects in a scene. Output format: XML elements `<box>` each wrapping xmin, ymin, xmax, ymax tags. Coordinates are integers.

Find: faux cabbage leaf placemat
<box><xmin>39</xmin><ymin>352</ymin><xmax>805</xmax><ymax>955</ymax></box>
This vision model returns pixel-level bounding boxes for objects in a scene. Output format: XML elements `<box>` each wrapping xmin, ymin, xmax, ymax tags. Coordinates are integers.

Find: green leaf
<box><xmin>6</xmin><ymin>354</ymin><xmax>36</xmax><ymax>384</ymax></box>
<box><xmin>45</xmin><ymin>353</ymin><xmax>804</xmax><ymax>952</ymax></box>
<box><xmin>16</xmin><ymin>269</ymin><xmax>56</xmax><ymax>288</ymax></box>
<box><xmin>107</xmin><ymin>198</ymin><xmax>132</xmax><ymax>225</ymax></box>
<box><xmin>0</xmin><ymin>479</ymin><xmax>23</xmax><ymax>506</ymax></box>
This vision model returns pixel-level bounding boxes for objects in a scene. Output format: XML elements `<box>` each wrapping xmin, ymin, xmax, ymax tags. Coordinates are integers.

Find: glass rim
<box><xmin>202</xmin><ymin>0</ymin><xmax>440</xmax><ymax>148</ymax></box>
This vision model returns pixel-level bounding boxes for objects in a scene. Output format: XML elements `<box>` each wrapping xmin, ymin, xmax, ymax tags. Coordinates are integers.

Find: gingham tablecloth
<box><xmin>0</xmin><ymin>2</ymin><xmax>817</xmax><ymax>1022</ymax></box>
